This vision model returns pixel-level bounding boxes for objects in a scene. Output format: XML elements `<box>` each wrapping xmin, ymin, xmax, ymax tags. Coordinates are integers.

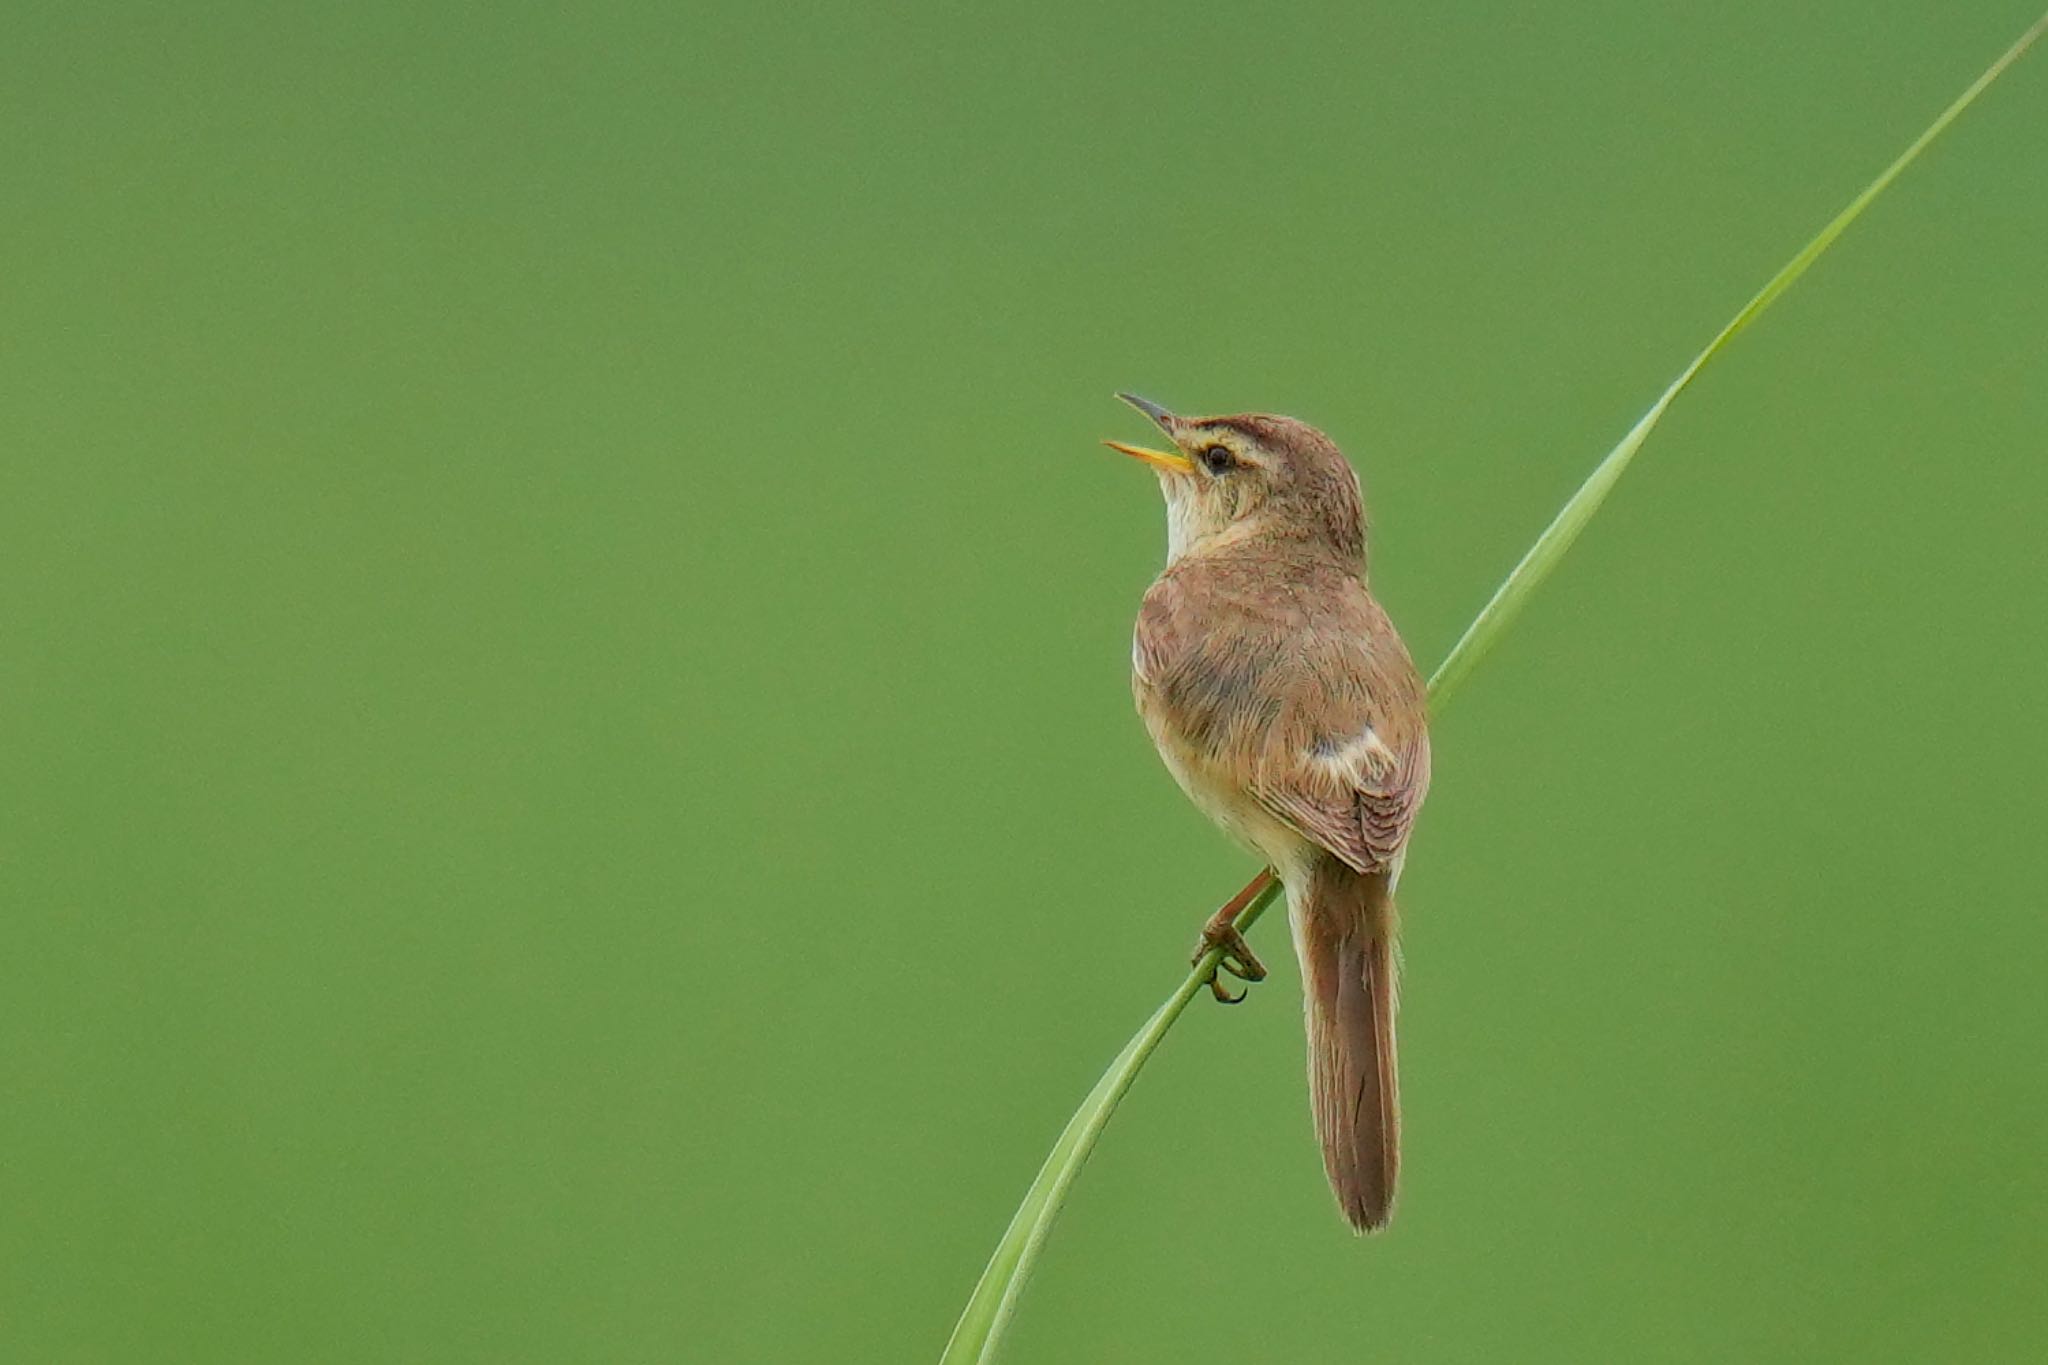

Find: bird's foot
<box><xmin>1192</xmin><ymin>889</ymin><xmax>1270</xmax><ymax>1005</ymax></box>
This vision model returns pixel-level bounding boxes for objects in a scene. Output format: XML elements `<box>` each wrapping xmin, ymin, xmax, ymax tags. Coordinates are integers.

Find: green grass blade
<box><xmin>942</xmin><ymin>14</ymin><xmax>2046</xmax><ymax>1362</ymax></box>
<box><xmin>1428</xmin><ymin>8</ymin><xmax>2048</xmax><ymax>712</ymax></box>
<box><xmin>938</xmin><ymin>879</ymin><xmax>1280</xmax><ymax>1365</ymax></box>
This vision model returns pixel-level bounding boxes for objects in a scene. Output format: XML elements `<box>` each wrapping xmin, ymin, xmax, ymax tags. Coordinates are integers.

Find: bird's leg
<box><xmin>1193</xmin><ymin>869</ymin><xmax>1274</xmax><ymax>1004</ymax></box>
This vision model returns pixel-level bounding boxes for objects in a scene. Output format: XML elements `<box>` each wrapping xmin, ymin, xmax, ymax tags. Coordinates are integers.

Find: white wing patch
<box><xmin>1312</xmin><ymin>725</ymin><xmax>1398</xmax><ymax>786</ymax></box>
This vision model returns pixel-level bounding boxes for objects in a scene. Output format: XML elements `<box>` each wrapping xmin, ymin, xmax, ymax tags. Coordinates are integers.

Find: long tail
<box><xmin>1293</xmin><ymin>861</ymin><xmax>1400</xmax><ymax>1232</ymax></box>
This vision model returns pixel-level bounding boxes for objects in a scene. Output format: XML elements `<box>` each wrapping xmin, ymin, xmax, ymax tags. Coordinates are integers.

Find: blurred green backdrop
<box><xmin>5</xmin><ymin>2</ymin><xmax>2046</xmax><ymax>1361</ymax></box>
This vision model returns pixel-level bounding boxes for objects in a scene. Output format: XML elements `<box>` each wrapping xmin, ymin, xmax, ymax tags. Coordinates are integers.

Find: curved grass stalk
<box><xmin>941</xmin><ymin>14</ymin><xmax>2048</xmax><ymax>1362</ymax></box>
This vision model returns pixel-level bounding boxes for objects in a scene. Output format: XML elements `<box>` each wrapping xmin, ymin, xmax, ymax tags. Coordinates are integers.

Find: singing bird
<box><xmin>1106</xmin><ymin>393</ymin><xmax>1431</xmax><ymax>1232</ymax></box>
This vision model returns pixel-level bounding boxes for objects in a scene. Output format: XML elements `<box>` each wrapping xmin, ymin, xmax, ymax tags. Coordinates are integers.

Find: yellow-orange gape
<box><xmin>1107</xmin><ymin>394</ymin><xmax>1431</xmax><ymax>1232</ymax></box>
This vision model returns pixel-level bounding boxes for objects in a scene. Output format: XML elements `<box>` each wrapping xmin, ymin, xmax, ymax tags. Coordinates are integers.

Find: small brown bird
<box><xmin>1106</xmin><ymin>393</ymin><xmax>1431</xmax><ymax>1232</ymax></box>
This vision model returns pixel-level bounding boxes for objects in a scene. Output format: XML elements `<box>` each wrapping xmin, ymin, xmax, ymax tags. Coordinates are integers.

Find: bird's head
<box><xmin>1105</xmin><ymin>393</ymin><xmax>1367</xmax><ymax>567</ymax></box>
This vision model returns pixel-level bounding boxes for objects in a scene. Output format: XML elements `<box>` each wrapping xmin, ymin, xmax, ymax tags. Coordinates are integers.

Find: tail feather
<box><xmin>1295</xmin><ymin>863</ymin><xmax>1400</xmax><ymax>1232</ymax></box>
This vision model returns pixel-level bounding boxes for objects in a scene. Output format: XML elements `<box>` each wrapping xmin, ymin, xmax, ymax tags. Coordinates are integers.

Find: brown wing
<box><xmin>1247</xmin><ymin>591</ymin><xmax>1431</xmax><ymax>876</ymax></box>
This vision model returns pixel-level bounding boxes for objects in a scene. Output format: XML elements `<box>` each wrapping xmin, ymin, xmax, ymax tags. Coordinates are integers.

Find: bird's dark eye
<box><xmin>1197</xmin><ymin>444</ymin><xmax>1234</xmax><ymax>475</ymax></box>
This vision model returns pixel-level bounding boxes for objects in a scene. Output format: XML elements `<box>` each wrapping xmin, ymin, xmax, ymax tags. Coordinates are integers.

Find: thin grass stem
<box><xmin>940</xmin><ymin>15</ymin><xmax>2047</xmax><ymax>1362</ymax></box>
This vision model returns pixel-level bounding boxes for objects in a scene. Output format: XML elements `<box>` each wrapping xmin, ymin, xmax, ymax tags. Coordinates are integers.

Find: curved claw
<box><xmin>1199</xmin><ymin>926</ymin><xmax>1269</xmax><ymax>985</ymax></box>
<box><xmin>1207</xmin><ymin>972</ymin><xmax>1249</xmax><ymax>1005</ymax></box>
<box><xmin>1215</xmin><ymin>949</ymin><xmax>1268</xmax><ymax>983</ymax></box>
<box><xmin>1197</xmin><ymin>935</ymin><xmax>1264</xmax><ymax>1004</ymax></box>
<box><xmin>1190</xmin><ymin>869</ymin><xmax>1277</xmax><ymax>1006</ymax></box>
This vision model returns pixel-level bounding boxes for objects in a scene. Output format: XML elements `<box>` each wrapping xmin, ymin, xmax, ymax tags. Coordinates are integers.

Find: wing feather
<box><xmin>1135</xmin><ymin>557</ymin><xmax>1429</xmax><ymax>875</ymax></box>
<box><xmin>1249</xmin><ymin>598</ymin><xmax>1430</xmax><ymax>875</ymax></box>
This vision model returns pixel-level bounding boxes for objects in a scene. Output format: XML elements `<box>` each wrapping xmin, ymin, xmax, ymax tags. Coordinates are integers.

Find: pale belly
<box><xmin>1138</xmin><ymin>686</ymin><xmax>1317</xmax><ymax>879</ymax></box>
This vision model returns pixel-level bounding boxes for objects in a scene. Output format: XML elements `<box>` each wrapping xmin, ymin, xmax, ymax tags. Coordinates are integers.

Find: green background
<box><xmin>5</xmin><ymin>2</ymin><xmax>2045</xmax><ymax>1361</ymax></box>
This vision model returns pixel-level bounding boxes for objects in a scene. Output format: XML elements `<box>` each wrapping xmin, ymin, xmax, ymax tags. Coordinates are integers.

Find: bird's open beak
<box><xmin>1103</xmin><ymin>439</ymin><xmax>1193</xmax><ymax>474</ymax></box>
<box><xmin>1104</xmin><ymin>392</ymin><xmax>1194</xmax><ymax>474</ymax></box>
